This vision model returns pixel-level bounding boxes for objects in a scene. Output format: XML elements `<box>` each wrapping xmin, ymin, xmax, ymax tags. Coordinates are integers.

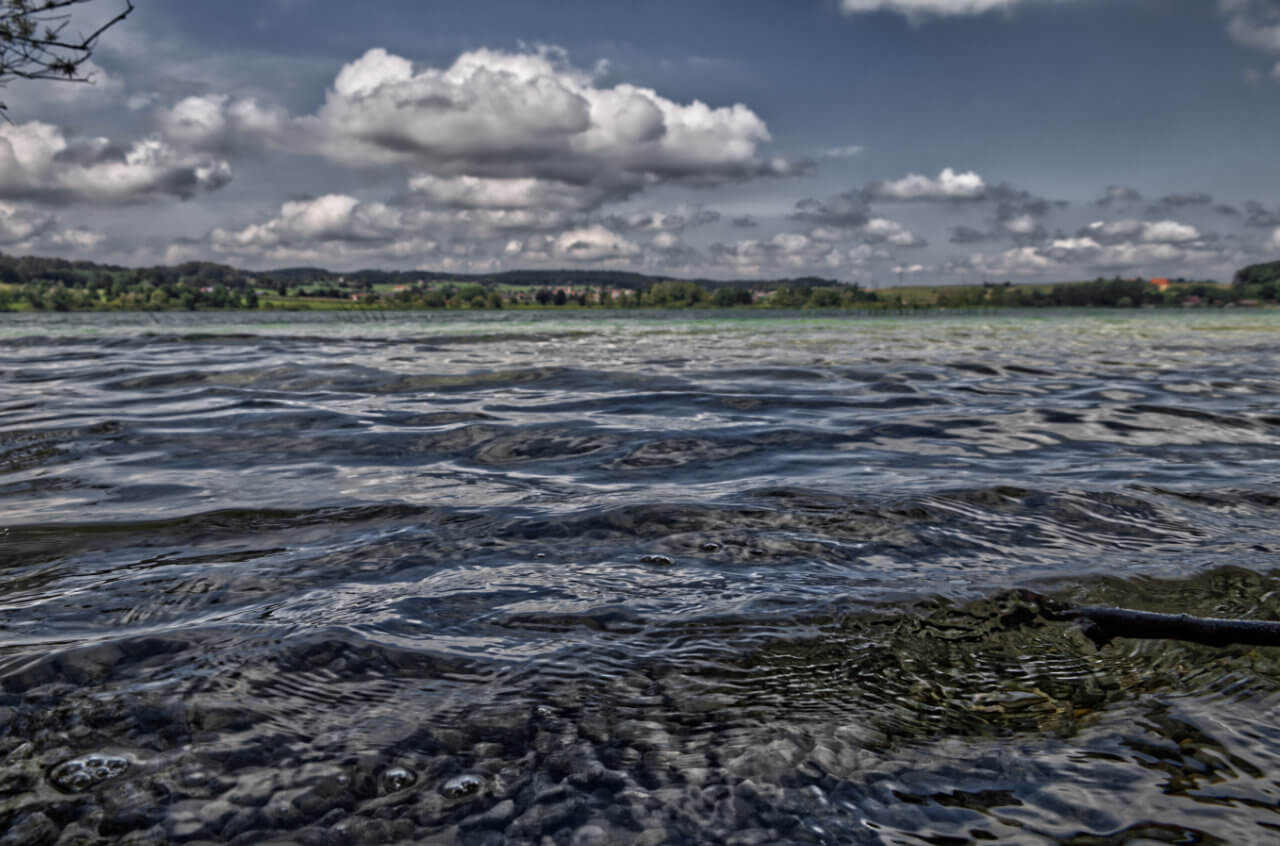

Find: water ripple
<box><xmin>4</xmin><ymin>310</ymin><xmax>1280</xmax><ymax>842</ymax></box>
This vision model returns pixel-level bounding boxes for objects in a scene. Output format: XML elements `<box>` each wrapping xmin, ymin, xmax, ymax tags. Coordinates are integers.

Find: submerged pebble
<box><xmin>441</xmin><ymin>773</ymin><xmax>484</xmax><ymax>799</ymax></box>
<box><xmin>381</xmin><ymin>766</ymin><xmax>417</xmax><ymax>793</ymax></box>
<box><xmin>48</xmin><ymin>754</ymin><xmax>129</xmax><ymax>793</ymax></box>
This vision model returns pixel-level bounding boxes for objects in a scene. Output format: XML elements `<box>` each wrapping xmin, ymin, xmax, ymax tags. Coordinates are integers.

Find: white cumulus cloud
<box><xmin>967</xmin><ymin>246</ymin><xmax>1060</xmax><ymax>276</ymax></box>
<box><xmin>0</xmin><ymin>121</ymin><xmax>231</xmax><ymax>206</ymax></box>
<box><xmin>142</xmin><ymin>44</ymin><xmax>792</xmax><ymax>222</ymax></box>
<box><xmin>841</xmin><ymin>0</ymin><xmax>1026</xmax><ymax>19</ymax></box>
<box><xmin>1086</xmin><ymin>219</ymin><xmax>1142</xmax><ymax>240</ymax></box>
<box><xmin>1047</xmin><ymin>236</ymin><xmax>1101</xmax><ymax>254</ymax></box>
<box><xmin>1091</xmin><ymin>242</ymin><xmax>1187</xmax><ymax>269</ymax></box>
<box><xmin>156</xmin><ymin>95</ymin><xmax>289</xmax><ymax>153</ymax></box>
<box><xmin>861</xmin><ymin>217</ymin><xmax>927</xmax><ymax>246</ymax></box>
<box><xmin>1002</xmin><ymin>214</ymin><xmax>1038</xmax><ymax>235</ymax></box>
<box><xmin>408</xmin><ymin>174</ymin><xmax>599</xmax><ymax>212</ymax></box>
<box><xmin>292</xmin><ymin>46</ymin><xmax>784</xmax><ymax>210</ymax></box>
<box><xmin>818</xmin><ymin>144</ymin><xmax>865</xmax><ymax>158</ymax></box>
<box><xmin>551</xmin><ymin>225</ymin><xmax>643</xmax><ymax>263</ymax></box>
<box><xmin>1220</xmin><ymin>0</ymin><xmax>1280</xmax><ymax>55</ymax></box>
<box><xmin>872</xmin><ymin>167</ymin><xmax>986</xmax><ymax>201</ymax></box>
<box><xmin>1140</xmin><ymin>220</ymin><xmax>1200</xmax><ymax>243</ymax></box>
<box><xmin>210</xmin><ymin>194</ymin><xmax>442</xmax><ymax>262</ymax></box>
<box><xmin>1090</xmin><ymin>219</ymin><xmax>1200</xmax><ymax>244</ymax></box>
<box><xmin>708</xmin><ymin>231</ymin><xmax>851</xmax><ymax>274</ymax></box>
<box><xmin>49</xmin><ymin>228</ymin><xmax>107</xmax><ymax>250</ymax></box>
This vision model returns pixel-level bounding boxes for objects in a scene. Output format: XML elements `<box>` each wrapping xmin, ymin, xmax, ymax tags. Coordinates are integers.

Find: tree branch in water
<box><xmin>1039</xmin><ymin>600</ymin><xmax>1280</xmax><ymax>649</ymax></box>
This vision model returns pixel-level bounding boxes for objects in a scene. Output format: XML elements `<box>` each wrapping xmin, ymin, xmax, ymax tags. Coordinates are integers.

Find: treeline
<box><xmin>1234</xmin><ymin>260</ymin><xmax>1280</xmax><ymax>290</ymax></box>
<box><xmin>370</xmin><ymin>279</ymin><xmax>877</xmax><ymax>310</ymax></box>
<box><xmin>1008</xmin><ymin>277</ymin><xmax>1223</xmax><ymax>308</ymax></box>
<box><xmin>0</xmin><ymin>255</ymin><xmax>259</xmax><ymax>311</ymax></box>
<box><xmin>0</xmin><ymin>251</ymin><xmax>875</xmax><ymax>311</ymax></box>
<box><xmin>0</xmin><ymin>253</ymin><xmax>835</xmax><ymax>295</ymax></box>
<box><xmin>888</xmin><ymin>276</ymin><xmax>1270</xmax><ymax>310</ymax></box>
<box><xmin>0</xmin><ymin>250</ymin><xmax>1274</xmax><ymax>312</ymax></box>
<box><xmin>262</xmin><ymin>266</ymin><xmax>813</xmax><ymax>293</ymax></box>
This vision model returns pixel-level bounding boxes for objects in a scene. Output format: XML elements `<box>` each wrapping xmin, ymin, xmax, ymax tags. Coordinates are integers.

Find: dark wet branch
<box><xmin>1030</xmin><ymin>594</ymin><xmax>1280</xmax><ymax>648</ymax></box>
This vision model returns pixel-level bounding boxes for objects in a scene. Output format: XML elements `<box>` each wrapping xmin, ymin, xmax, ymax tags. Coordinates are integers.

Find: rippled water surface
<box><xmin>4</xmin><ymin>309</ymin><xmax>1280</xmax><ymax>844</ymax></box>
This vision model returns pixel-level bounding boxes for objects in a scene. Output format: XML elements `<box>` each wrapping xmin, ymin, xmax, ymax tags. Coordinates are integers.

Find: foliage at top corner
<box><xmin>0</xmin><ymin>0</ymin><xmax>133</xmax><ymax>100</ymax></box>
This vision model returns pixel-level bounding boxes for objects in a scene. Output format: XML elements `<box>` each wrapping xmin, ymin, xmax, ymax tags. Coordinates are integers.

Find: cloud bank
<box><xmin>186</xmin><ymin>46</ymin><xmax>795</xmax><ymax>213</ymax></box>
<box><xmin>0</xmin><ymin>122</ymin><xmax>231</xmax><ymax>206</ymax></box>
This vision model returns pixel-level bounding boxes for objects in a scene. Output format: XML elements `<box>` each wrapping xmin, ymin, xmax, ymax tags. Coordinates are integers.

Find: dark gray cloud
<box><xmin>992</xmin><ymin>187</ymin><xmax>1054</xmax><ymax>220</ymax></box>
<box><xmin>689</xmin><ymin>208</ymin><xmax>721</xmax><ymax>227</ymax></box>
<box><xmin>1095</xmin><ymin>185</ymin><xmax>1143</xmax><ymax>207</ymax></box>
<box><xmin>602</xmin><ymin>211</ymin><xmax>688</xmax><ymax>232</ymax></box>
<box><xmin>989</xmin><ymin>184</ymin><xmax>1062</xmax><ymax>239</ymax></box>
<box><xmin>51</xmin><ymin>138</ymin><xmax>129</xmax><ymax>167</ymax></box>
<box><xmin>1244</xmin><ymin>201</ymin><xmax>1280</xmax><ymax>228</ymax></box>
<box><xmin>949</xmin><ymin>225</ymin><xmax>993</xmax><ymax>244</ymax></box>
<box><xmin>730</xmin><ymin>215</ymin><xmax>758</xmax><ymax>228</ymax></box>
<box><xmin>794</xmin><ymin>171</ymin><xmax>1049</xmax><ymax>234</ymax></box>
<box><xmin>1154</xmin><ymin>191</ymin><xmax>1212</xmax><ymax>208</ymax></box>
<box><xmin>795</xmin><ymin>176</ymin><xmax>1058</xmax><ymax>251</ymax></box>
<box><xmin>601</xmin><ymin>208</ymin><xmax>719</xmax><ymax>232</ymax></box>
<box><xmin>790</xmin><ymin>190</ymin><xmax>871</xmax><ymax>227</ymax></box>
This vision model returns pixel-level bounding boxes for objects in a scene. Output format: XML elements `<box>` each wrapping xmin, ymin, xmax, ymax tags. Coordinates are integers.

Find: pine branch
<box><xmin>0</xmin><ymin>0</ymin><xmax>133</xmax><ymax>83</ymax></box>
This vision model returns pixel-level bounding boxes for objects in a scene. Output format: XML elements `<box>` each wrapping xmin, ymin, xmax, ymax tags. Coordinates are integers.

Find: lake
<box><xmin>3</xmin><ymin>308</ymin><xmax>1280</xmax><ymax>844</ymax></box>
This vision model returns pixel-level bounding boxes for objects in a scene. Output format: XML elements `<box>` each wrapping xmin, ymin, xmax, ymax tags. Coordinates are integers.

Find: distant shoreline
<box><xmin>4</xmin><ymin>253</ymin><xmax>1277</xmax><ymax>313</ymax></box>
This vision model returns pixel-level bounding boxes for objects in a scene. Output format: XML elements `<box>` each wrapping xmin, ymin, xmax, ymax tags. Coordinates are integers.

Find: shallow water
<box><xmin>3</xmin><ymin>308</ymin><xmax>1280</xmax><ymax>844</ymax></box>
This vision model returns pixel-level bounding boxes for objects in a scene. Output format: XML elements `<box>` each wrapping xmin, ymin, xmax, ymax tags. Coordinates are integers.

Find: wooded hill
<box><xmin>0</xmin><ymin>253</ymin><xmax>836</xmax><ymax>294</ymax></box>
<box><xmin>1234</xmin><ymin>259</ymin><xmax>1280</xmax><ymax>289</ymax></box>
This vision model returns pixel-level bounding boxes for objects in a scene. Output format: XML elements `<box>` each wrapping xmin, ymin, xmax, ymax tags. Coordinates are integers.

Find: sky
<box><xmin>5</xmin><ymin>0</ymin><xmax>1280</xmax><ymax>284</ymax></box>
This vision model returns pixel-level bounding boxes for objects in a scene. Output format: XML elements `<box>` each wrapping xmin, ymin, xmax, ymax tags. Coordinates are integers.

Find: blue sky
<box><xmin>5</xmin><ymin>0</ymin><xmax>1280</xmax><ymax>283</ymax></box>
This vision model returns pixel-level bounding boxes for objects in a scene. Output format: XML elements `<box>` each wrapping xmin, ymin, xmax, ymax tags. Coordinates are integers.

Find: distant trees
<box><xmin>645</xmin><ymin>280</ymin><xmax>705</xmax><ymax>306</ymax></box>
<box><xmin>1234</xmin><ymin>260</ymin><xmax>1280</xmax><ymax>289</ymax></box>
<box><xmin>713</xmin><ymin>287</ymin><xmax>751</xmax><ymax>307</ymax></box>
<box><xmin>768</xmin><ymin>282</ymin><xmax>875</xmax><ymax>309</ymax></box>
<box><xmin>1047</xmin><ymin>276</ymin><xmax>1148</xmax><ymax>307</ymax></box>
<box><xmin>5</xmin><ymin>247</ymin><xmax>1279</xmax><ymax>312</ymax></box>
